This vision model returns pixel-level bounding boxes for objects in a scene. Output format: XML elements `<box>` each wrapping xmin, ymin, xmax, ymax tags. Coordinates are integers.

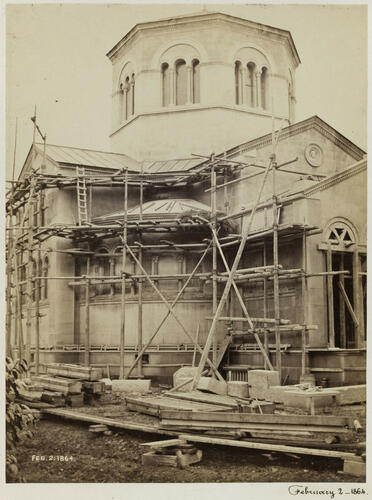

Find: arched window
<box><xmin>192</xmin><ymin>59</ymin><xmax>200</xmax><ymax>104</ymax></box>
<box><xmin>235</xmin><ymin>61</ymin><xmax>243</xmax><ymax>105</ymax></box>
<box><xmin>261</xmin><ymin>67</ymin><xmax>268</xmax><ymax>110</ymax></box>
<box><xmin>161</xmin><ymin>63</ymin><xmax>170</xmax><ymax>107</ymax></box>
<box><xmin>130</xmin><ymin>74</ymin><xmax>135</xmax><ymax>116</ymax></box>
<box><xmin>124</xmin><ymin>77</ymin><xmax>130</xmax><ymax>120</ymax></box>
<box><xmin>325</xmin><ymin>222</ymin><xmax>356</xmax><ymax>250</ymax></box>
<box><xmin>247</xmin><ymin>62</ymin><xmax>256</xmax><ymax>107</ymax></box>
<box><xmin>175</xmin><ymin>59</ymin><xmax>187</xmax><ymax>105</ymax></box>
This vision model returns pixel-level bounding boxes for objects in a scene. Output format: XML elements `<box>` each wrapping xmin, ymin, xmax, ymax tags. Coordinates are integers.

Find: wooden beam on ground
<box><xmin>159</xmin><ymin>411</ymin><xmax>354</xmax><ymax>427</ymax></box>
<box><xmin>178</xmin><ymin>434</ymin><xmax>358</xmax><ymax>460</ymax></box>
<box><xmin>42</xmin><ymin>408</ymin><xmax>178</xmax><ymax>436</ymax></box>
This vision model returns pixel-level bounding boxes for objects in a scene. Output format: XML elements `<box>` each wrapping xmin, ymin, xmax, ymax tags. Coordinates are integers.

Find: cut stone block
<box><xmin>197</xmin><ymin>377</ymin><xmax>227</xmax><ymax>396</ymax></box>
<box><xmin>173</xmin><ymin>367</ymin><xmax>198</xmax><ymax>392</ymax></box>
<box><xmin>111</xmin><ymin>379</ymin><xmax>151</xmax><ymax>393</ymax></box>
<box><xmin>284</xmin><ymin>390</ymin><xmax>339</xmax><ymax>413</ymax></box>
<box><xmin>249</xmin><ymin>370</ymin><xmax>280</xmax><ymax>400</ymax></box>
<box><xmin>322</xmin><ymin>385</ymin><xmax>366</xmax><ymax>405</ymax></box>
<box><xmin>99</xmin><ymin>378</ymin><xmax>112</xmax><ymax>391</ymax></box>
<box><xmin>342</xmin><ymin>458</ymin><xmax>366</xmax><ymax>477</ymax></box>
<box><xmin>227</xmin><ymin>381</ymin><xmax>249</xmax><ymax>399</ymax></box>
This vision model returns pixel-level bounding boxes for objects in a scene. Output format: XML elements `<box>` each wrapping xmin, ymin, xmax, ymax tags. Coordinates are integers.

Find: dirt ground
<box><xmin>13</xmin><ymin>395</ymin><xmax>366</xmax><ymax>484</ymax></box>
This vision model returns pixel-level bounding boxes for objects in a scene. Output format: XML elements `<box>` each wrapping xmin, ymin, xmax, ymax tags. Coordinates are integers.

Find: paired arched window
<box><xmin>235</xmin><ymin>60</ymin><xmax>269</xmax><ymax>110</ymax></box>
<box><xmin>119</xmin><ymin>72</ymin><xmax>135</xmax><ymax>122</ymax></box>
<box><xmin>161</xmin><ymin>58</ymin><xmax>200</xmax><ymax>107</ymax></box>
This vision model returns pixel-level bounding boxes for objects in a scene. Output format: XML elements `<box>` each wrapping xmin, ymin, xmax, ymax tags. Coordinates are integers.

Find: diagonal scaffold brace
<box><xmin>123</xmin><ymin>241</ymin><xmax>225</xmax><ymax>382</ymax></box>
<box><xmin>191</xmin><ymin>155</ymin><xmax>274</xmax><ymax>390</ymax></box>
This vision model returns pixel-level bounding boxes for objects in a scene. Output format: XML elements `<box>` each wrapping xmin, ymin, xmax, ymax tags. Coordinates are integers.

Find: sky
<box><xmin>5</xmin><ymin>3</ymin><xmax>368</xmax><ymax>179</ymax></box>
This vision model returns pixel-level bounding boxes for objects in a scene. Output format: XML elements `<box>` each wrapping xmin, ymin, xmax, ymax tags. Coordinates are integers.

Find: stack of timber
<box><xmin>45</xmin><ymin>363</ymin><xmax>103</xmax><ymax>381</ymax></box>
<box><xmin>159</xmin><ymin>410</ymin><xmax>356</xmax><ymax>440</ymax></box>
<box><xmin>21</xmin><ymin>363</ymin><xmax>106</xmax><ymax>409</ymax></box>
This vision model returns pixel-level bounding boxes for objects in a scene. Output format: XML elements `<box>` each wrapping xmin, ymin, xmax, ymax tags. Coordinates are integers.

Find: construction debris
<box><xmin>141</xmin><ymin>439</ymin><xmax>202</xmax><ymax>469</ymax></box>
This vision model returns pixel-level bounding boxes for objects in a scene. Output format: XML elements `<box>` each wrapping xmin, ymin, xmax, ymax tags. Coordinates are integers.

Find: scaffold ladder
<box><xmin>76</xmin><ymin>166</ymin><xmax>88</xmax><ymax>225</ymax></box>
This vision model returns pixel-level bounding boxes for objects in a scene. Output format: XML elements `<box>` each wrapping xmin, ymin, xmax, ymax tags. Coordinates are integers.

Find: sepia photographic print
<box><xmin>4</xmin><ymin>2</ymin><xmax>368</xmax><ymax>497</ymax></box>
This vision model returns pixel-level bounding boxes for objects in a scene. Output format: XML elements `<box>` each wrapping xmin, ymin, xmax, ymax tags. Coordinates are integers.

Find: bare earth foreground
<box><xmin>13</xmin><ymin>399</ymin><xmax>366</xmax><ymax>483</ymax></box>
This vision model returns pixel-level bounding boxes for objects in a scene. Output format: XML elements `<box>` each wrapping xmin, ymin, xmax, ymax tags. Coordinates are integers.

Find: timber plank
<box><xmin>164</xmin><ymin>391</ymin><xmax>238</xmax><ymax>408</ymax></box>
<box><xmin>159</xmin><ymin>411</ymin><xmax>353</xmax><ymax>427</ymax></box>
<box><xmin>125</xmin><ymin>396</ymin><xmax>230</xmax><ymax>414</ymax></box>
<box><xmin>46</xmin><ymin>363</ymin><xmax>102</xmax><ymax>381</ymax></box>
<box><xmin>32</xmin><ymin>375</ymin><xmax>82</xmax><ymax>395</ymax></box>
<box><xmin>160</xmin><ymin>419</ymin><xmax>350</xmax><ymax>433</ymax></box>
<box><xmin>41</xmin><ymin>408</ymin><xmax>179</xmax><ymax>436</ymax></box>
<box><xmin>179</xmin><ymin>434</ymin><xmax>358</xmax><ymax>460</ymax></box>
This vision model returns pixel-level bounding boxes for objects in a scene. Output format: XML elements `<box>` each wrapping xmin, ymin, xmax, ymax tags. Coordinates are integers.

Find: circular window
<box><xmin>305</xmin><ymin>143</ymin><xmax>323</xmax><ymax>167</ymax></box>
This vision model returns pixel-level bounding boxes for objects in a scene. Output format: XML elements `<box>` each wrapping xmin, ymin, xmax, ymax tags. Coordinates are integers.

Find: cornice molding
<box><xmin>110</xmin><ymin>104</ymin><xmax>287</xmax><ymax>138</ymax></box>
<box><xmin>227</xmin><ymin>116</ymin><xmax>365</xmax><ymax>161</ymax></box>
<box><xmin>303</xmin><ymin>160</ymin><xmax>367</xmax><ymax>196</ymax></box>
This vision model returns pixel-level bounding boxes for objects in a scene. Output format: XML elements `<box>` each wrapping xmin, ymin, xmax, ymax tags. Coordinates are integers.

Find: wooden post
<box><xmin>6</xmin><ymin>211</ymin><xmax>14</xmax><ymax>357</ymax></box>
<box><xmin>272</xmin><ymin>158</ymin><xmax>281</xmax><ymax>379</ymax></box>
<box><xmin>120</xmin><ymin>169</ymin><xmax>128</xmax><ymax>379</ymax></box>
<box><xmin>16</xmin><ymin>248</ymin><xmax>24</xmax><ymax>361</ymax></box>
<box><xmin>25</xmin><ymin>181</ymin><xmax>36</xmax><ymax>364</ymax></box>
<box><xmin>301</xmin><ymin>230</ymin><xmax>308</xmax><ymax>376</ymax></box>
<box><xmin>326</xmin><ymin>245</ymin><xmax>335</xmax><ymax>348</ymax></box>
<box><xmin>352</xmin><ymin>249</ymin><xmax>363</xmax><ymax>348</ymax></box>
<box><xmin>211</xmin><ymin>162</ymin><xmax>218</xmax><ymax>363</ymax></box>
<box><xmin>137</xmin><ymin>240</ymin><xmax>143</xmax><ymax>378</ymax></box>
<box><xmin>191</xmin><ymin>157</ymin><xmax>273</xmax><ymax>390</ymax></box>
<box><xmin>192</xmin><ymin>324</ymin><xmax>200</xmax><ymax>367</ymax></box>
<box><xmin>84</xmin><ymin>257</ymin><xmax>91</xmax><ymax>367</ymax></box>
<box><xmin>35</xmin><ymin>243</ymin><xmax>41</xmax><ymax>375</ymax></box>
<box><xmin>263</xmin><ymin>241</ymin><xmax>268</xmax><ymax>369</ymax></box>
<box><xmin>339</xmin><ymin>253</ymin><xmax>346</xmax><ymax>348</ymax></box>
